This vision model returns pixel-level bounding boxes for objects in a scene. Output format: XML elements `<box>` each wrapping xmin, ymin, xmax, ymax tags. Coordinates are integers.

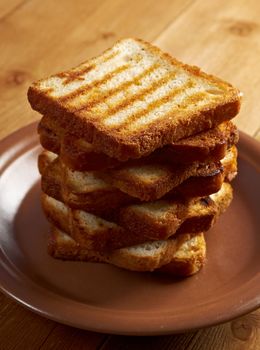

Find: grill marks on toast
<box><xmin>58</xmin><ymin>65</ymin><xmax>95</xmax><ymax>85</ymax></box>
<box><xmin>57</xmin><ymin>51</ymin><xmax>119</xmax><ymax>85</ymax></box>
<box><xmin>58</xmin><ymin>52</ymin><xmax>160</xmax><ymax>106</ymax></box>
<box><xmin>104</xmin><ymin>79</ymin><xmax>194</xmax><ymax>130</ymax></box>
<box><xmin>180</xmin><ymin>91</ymin><xmax>210</xmax><ymax>109</ymax></box>
<box><xmin>59</xmin><ymin>59</ymin><xmax>211</xmax><ymax>132</ymax></box>
<box><xmin>59</xmin><ymin>64</ymin><xmax>130</xmax><ymax>103</ymax></box>
<box><xmin>74</xmin><ymin>63</ymin><xmax>162</xmax><ymax>111</ymax></box>
<box><xmin>126</xmin><ymin>90</ymin><xmax>211</xmax><ymax>132</ymax></box>
<box><xmin>95</xmin><ymin>69</ymin><xmax>178</xmax><ymax>124</ymax></box>
<box><xmin>102</xmin><ymin>77</ymin><xmax>192</xmax><ymax>128</ymax></box>
<box><xmin>28</xmin><ymin>39</ymin><xmax>241</xmax><ymax>160</ymax></box>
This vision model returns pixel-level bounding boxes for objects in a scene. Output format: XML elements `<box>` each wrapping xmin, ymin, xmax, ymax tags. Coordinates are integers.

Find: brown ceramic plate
<box><xmin>0</xmin><ymin>123</ymin><xmax>260</xmax><ymax>335</ymax></box>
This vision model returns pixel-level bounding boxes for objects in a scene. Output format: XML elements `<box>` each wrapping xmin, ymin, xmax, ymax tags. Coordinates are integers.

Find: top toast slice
<box><xmin>28</xmin><ymin>38</ymin><xmax>241</xmax><ymax>161</ymax></box>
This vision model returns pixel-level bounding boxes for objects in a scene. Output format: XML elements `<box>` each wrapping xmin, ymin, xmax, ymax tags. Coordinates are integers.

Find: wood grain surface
<box><xmin>0</xmin><ymin>0</ymin><xmax>259</xmax><ymax>349</ymax></box>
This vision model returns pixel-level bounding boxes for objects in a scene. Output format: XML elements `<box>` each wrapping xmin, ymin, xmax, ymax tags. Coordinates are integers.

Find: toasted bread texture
<box><xmin>48</xmin><ymin>226</ymin><xmax>206</xmax><ymax>273</ymax></box>
<box><xmin>38</xmin><ymin>117</ymin><xmax>239</xmax><ymax>171</ymax></box>
<box><xmin>41</xmin><ymin>182</ymin><xmax>233</xmax><ymax>251</ymax></box>
<box><xmin>38</xmin><ymin>146</ymin><xmax>237</xmax><ymax>213</ymax></box>
<box><xmin>41</xmin><ymin>193</ymin><xmax>213</xmax><ymax>250</ymax></box>
<box><xmin>221</xmin><ymin>144</ymin><xmax>238</xmax><ymax>181</ymax></box>
<box><xmin>40</xmin><ymin>156</ymin><xmax>64</xmax><ymax>202</ymax></box>
<box><xmin>28</xmin><ymin>38</ymin><xmax>241</xmax><ymax>161</ymax></box>
<box><xmin>40</xmin><ymin>159</ymin><xmax>224</xmax><ymax>216</ymax></box>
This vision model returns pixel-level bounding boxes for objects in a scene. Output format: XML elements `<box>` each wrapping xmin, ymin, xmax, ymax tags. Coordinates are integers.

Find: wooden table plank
<box><xmin>93</xmin><ymin>309</ymin><xmax>260</xmax><ymax>350</ymax></box>
<box><xmin>0</xmin><ymin>293</ymin><xmax>56</xmax><ymax>350</ymax></box>
<box><xmin>0</xmin><ymin>0</ymin><xmax>192</xmax><ymax>140</ymax></box>
<box><xmin>0</xmin><ymin>0</ymin><xmax>25</xmax><ymax>19</ymax></box>
<box><xmin>1</xmin><ymin>289</ymin><xmax>259</xmax><ymax>350</ymax></box>
<box><xmin>39</xmin><ymin>324</ymin><xmax>107</xmax><ymax>350</ymax></box>
<box><xmin>0</xmin><ymin>294</ymin><xmax>106</xmax><ymax>350</ymax></box>
<box><xmin>155</xmin><ymin>0</ymin><xmax>260</xmax><ymax>137</ymax></box>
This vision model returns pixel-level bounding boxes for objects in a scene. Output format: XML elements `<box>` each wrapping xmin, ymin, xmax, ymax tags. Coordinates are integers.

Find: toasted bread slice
<box><xmin>41</xmin><ymin>193</ymin><xmax>213</xmax><ymax>250</ymax></box>
<box><xmin>38</xmin><ymin>147</ymin><xmax>237</xmax><ymax>214</ymax></box>
<box><xmin>48</xmin><ymin>226</ymin><xmax>206</xmax><ymax>274</ymax></box>
<box><xmin>28</xmin><ymin>38</ymin><xmax>241</xmax><ymax>161</ymax></box>
<box><xmin>41</xmin><ymin>183</ymin><xmax>232</xmax><ymax>250</ymax></box>
<box><xmin>38</xmin><ymin>117</ymin><xmax>238</xmax><ymax>171</ymax></box>
<box><xmin>41</xmin><ymin>162</ymin><xmax>224</xmax><ymax>216</ymax></box>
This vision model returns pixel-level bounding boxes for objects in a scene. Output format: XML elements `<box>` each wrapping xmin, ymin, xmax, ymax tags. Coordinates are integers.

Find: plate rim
<box><xmin>0</xmin><ymin>122</ymin><xmax>260</xmax><ymax>335</ymax></box>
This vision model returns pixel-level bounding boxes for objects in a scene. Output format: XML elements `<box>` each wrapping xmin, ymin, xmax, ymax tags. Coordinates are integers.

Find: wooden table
<box><xmin>1</xmin><ymin>0</ymin><xmax>259</xmax><ymax>348</ymax></box>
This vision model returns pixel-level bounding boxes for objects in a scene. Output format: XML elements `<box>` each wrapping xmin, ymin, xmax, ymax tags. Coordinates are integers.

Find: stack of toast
<box><xmin>28</xmin><ymin>38</ymin><xmax>241</xmax><ymax>276</ymax></box>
